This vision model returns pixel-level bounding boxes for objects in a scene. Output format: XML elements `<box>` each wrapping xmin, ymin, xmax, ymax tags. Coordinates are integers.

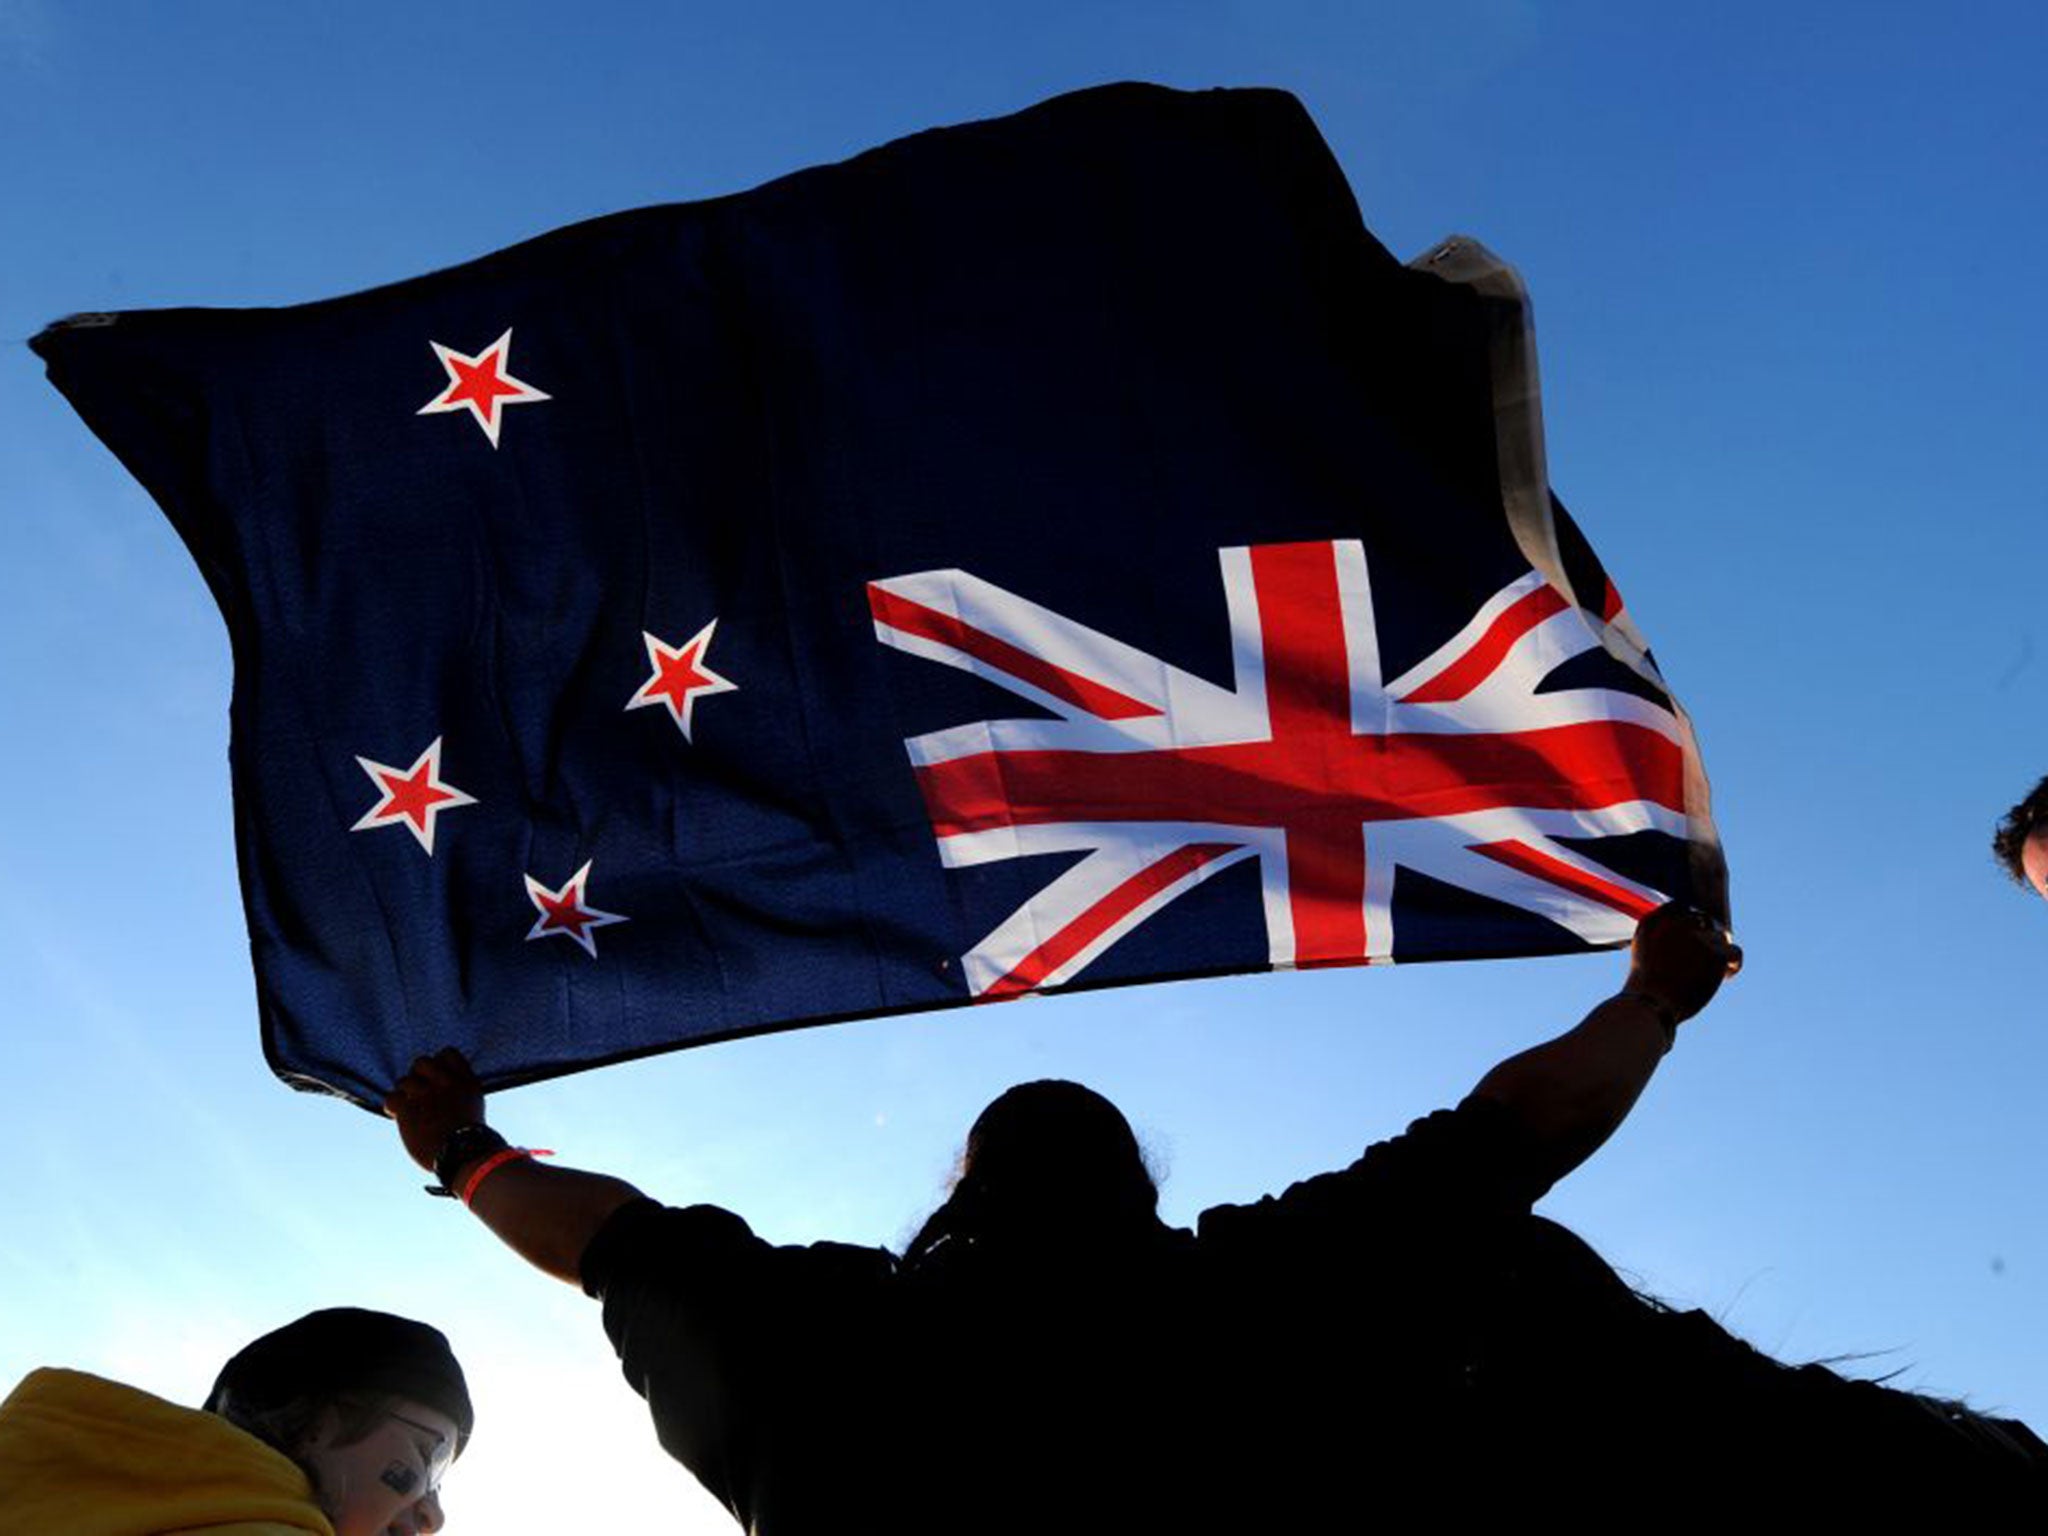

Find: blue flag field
<box><xmin>33</xmin><ymin>84</ymin><xmax>1724</xmax><ymax>1106</ymax></box>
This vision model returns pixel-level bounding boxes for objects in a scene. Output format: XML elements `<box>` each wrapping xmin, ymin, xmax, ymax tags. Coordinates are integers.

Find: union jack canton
<box><xmin>872</xmin><ymin>539</ymin><xmax>1689</xmax><ymax>999</ymax></box>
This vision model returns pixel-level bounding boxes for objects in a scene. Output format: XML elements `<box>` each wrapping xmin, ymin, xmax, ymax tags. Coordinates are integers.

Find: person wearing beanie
<box><xmin>0</xmin><ymin>1307</ymin><xmax>472</xmax><ymax>1536</ymax></box>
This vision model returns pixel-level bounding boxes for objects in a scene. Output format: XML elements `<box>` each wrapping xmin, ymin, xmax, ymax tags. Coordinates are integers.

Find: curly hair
<box><xmin>1991</xmin><ymin>775</ymin><xmax>2048</xmax><ymax>885</ymax></box>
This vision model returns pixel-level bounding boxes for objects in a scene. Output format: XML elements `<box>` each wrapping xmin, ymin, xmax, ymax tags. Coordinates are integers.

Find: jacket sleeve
<box><xmin>579</xmin><ymin>1198</ymin><xmax>897</xmax><ymax>1529</ymax></box>
<box><xmin>580</xmin><ymin>1199</ymin><xmax>775</xmax><ymax>1520</ymax></box>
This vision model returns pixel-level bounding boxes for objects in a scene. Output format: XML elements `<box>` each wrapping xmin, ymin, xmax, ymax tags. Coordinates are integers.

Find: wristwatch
<box><xmin>429</xmin><ymin>1123</ymin><xmax>509</xmax><ymax>1198</ymax></box>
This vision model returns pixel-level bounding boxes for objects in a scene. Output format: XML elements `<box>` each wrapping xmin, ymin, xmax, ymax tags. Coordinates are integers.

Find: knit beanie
<box><xmin>203</xmin><ymin>1308</ymin><xmax>473</xmax><ymax>1453</ymax></box>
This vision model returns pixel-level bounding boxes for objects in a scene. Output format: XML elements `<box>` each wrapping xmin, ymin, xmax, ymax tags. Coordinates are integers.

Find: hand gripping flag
<box><xmin>33</xmin><ymin>83</ymin><xmax>1725</xmax><ymax>1106</ymax></box>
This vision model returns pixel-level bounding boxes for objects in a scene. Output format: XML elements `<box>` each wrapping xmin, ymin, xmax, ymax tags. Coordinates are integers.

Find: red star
<box><xmin>523</xmin><ymin>860</ymin><xmax>628</xmax><ymax>958</ymax></box>
<box><xmin>350</xmin><ymin>737</ymin><xmax>476</xmax><ymax>855</ymax></box>
<box><xmin>417</xmin><ymin>328</ymin><xmax>550</xmax><ymax>447</ymax></box>
<box><xmin>625</xmin><ymin>621</ymin><xmax>738</xmax><ymax>741</ymax></box>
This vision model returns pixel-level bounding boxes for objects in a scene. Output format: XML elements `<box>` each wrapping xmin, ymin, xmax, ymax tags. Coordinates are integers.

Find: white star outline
<box><xmin>625</xmin><ymin>620</ymin><xmax>739</xmax><ymax>742</ymax></box>
<box><xmin>523</xmin><ymin>859</ymin><xmax>629</xmax><ymax>958</ymax></box>
<box><xmin>348</xmin><ymin>736</ymin><xmax>477</xmax><ymax>856</ymax></box>
<box><xmin>417</xmin><ymin>327</ymin><xmax>551</xmax><ymax>447</ymax></box>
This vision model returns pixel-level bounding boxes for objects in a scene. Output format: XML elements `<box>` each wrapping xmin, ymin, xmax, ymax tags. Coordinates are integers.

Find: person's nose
<box><xmin>415</xmin><ymin>1489</ymin><xmax>445</xmax><ymax>1534</ymax></box>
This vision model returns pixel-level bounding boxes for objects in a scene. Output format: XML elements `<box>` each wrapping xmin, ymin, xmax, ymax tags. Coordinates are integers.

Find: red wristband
<box><xmin>459</xmin><ymin>1146</ymin><xmax>554</xmax><ymax>1206</ymax></box>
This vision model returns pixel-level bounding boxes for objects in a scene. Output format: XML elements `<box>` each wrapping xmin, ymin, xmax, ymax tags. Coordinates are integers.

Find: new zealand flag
<box><xmin>33</xmin><ymin>83</ymin><xmax>1725</xmax><ymax>1106</ymax></box>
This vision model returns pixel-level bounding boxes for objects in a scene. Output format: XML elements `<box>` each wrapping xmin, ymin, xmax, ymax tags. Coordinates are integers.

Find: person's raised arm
<box><xmin>1467</xmin><ymin>903</ymin><xmax>1741</xmax><ymax>1191</ymax></box>
<box><xmin>385</xmin><ymin>1048</ymin><xmax>645</xmax><ymax>1286</ymax></box>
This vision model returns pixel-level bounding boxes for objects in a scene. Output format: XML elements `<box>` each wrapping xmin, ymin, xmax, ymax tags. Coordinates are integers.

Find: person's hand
<box><xmin>384</xmin><ymin>1047</ymin><xmax>489</xmax><ymax>1175</ymax></box>
<box><xmin>1625</xmin><ymin>903</ymin><xmax>1741</xmax><ymax>1025</ymax></box>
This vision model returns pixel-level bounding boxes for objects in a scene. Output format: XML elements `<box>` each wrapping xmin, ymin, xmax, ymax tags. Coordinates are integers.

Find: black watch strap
<box><xmin>430</xmin><ymin>1124</ymin><xmax>509</xmax><ymax>1197</ymax></box>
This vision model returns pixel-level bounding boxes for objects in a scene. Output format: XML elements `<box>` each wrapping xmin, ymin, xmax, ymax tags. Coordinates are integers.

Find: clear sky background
<box><xmin>3</xmin><ymin>3</ymin><xmax>2044</xmax><ymax>1529</ymax></box>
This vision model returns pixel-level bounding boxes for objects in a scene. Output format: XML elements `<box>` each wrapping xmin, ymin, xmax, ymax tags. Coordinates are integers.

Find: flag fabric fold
<box><xmin>33</xmin><ymin>83</ymin><xmax>1724</xmax><ymax>1106</ymax></box>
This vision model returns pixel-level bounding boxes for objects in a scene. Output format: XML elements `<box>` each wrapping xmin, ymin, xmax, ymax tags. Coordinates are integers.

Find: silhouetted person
<box><xmin>386</xmin><ymin>906</ymin><xmax>2044</xmax><ymax>1529</ymax></box>
<box><xmin>1994</xmin><ymin>774</ymin><xmax>2048</xmax><ymax>898</ymax></box>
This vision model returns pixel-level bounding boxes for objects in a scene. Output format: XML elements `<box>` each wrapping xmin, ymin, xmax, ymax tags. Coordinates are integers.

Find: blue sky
<box><xmin>3</xmin><ymin>3</ymin><xmax>2045</xmax><ymax>1527</ymax></box>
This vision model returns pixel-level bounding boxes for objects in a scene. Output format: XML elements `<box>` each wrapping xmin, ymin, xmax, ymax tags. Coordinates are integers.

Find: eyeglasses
<box><xmin>387</xmin><ymin>1411</ymin><xmax>455</xmax><ymax>1498</ymax></box>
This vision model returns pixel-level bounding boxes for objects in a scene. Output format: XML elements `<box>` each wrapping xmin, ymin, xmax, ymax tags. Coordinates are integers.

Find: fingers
<box><xmin>382</xmin><ymin>1048</ymin><xmax>481</xmax><ymax>1116</ymax></box>
<box><xmin>383</xmin><ymin>1048</ymin><xmax>488</xmax><ymax>1173</ymax></box>
<box><xmin>1627</xmin><ymin>901</ymin><xmax>1741</xmax><ymax>1023</ymax></box>
<box><xmin>1637</xmin><ymin>902</ymin><xmax>1738</xmax><ymax>957</ymax></box>
<box><xmin>404</xmin><ymin>1047</ymin><xmax>475</xmax><ymax>1087</ymax></box>
<box><xmin>1693</xmin><ymin>914</ymin><xmax>1742</xmax><ymax>978</ymax></box>
<box><xmin>1679</xmin><ymin>908</ymin><xmax>1742</xmax><ymax>975</ymax></box>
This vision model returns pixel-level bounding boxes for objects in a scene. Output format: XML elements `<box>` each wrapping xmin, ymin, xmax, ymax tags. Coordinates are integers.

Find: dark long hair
<box><xmin>1481</xmin><ymin>1217</ymin><xmax>2048</xmax><ymax>1493</ymax></box>
<box><xmin>902</xmin><ymin>1080</ymin><xmax>1161</xmax><ymax>1270</ymax></box>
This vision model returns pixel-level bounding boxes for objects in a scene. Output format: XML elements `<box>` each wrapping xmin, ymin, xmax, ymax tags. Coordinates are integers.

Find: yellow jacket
<box><xmin>0</xmin><ymin>1367</ymin><xmax>335</xmax><ymax>1536</ymax></box>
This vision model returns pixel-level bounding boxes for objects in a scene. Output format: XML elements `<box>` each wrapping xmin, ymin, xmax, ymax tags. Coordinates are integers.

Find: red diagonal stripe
<box><xmin>1599</xmin><ymin>578</ymin><xmax>1625</xmax><ymax>624</ymax></box>
<box><xmin>869</xmin><ymin>585</ymin><xmax>1162</xmax><ymax>721</ymax></box>
<box><xmin>982</xmin><ymin>842</ymin><xmax>1240</xmax><ymax>998</ymax></box>
<box><xmin>1468</xmin><ymin>838</ymin><xmax>1658</xmax><ymax>918</ymax></box>
<box><xmin>1400</xmin><ymin>585</ymin><xmax>1569</xmax><ymax>704</ymax></box>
